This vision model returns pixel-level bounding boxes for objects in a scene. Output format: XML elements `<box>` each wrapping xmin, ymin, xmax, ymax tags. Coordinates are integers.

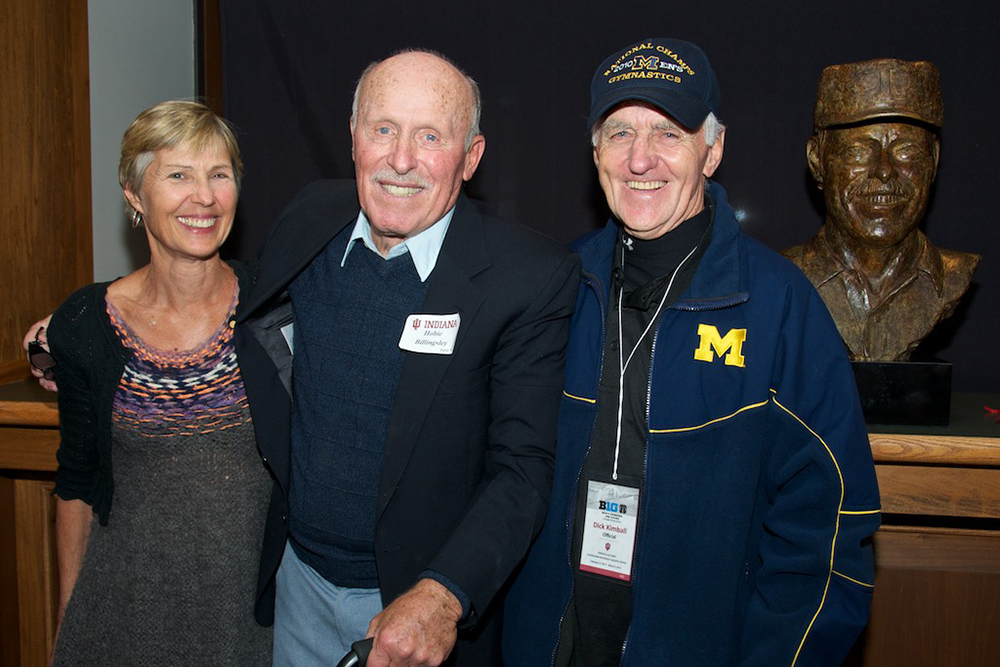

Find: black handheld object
<box><xmin>335</xmin><ymin>638</ymin><xmax>374</xmax><ymax>667</ymax></box>
<box><xmin>27</xmin><ymin>340</ymin><xmax>56</xmax><ymax>380</ymax></box>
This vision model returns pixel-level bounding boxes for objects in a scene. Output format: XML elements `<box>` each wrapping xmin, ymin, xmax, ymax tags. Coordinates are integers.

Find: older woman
<box><xmin>45</xmin><ymin>101</ymin><xmax>271</xmax><ymax>665</ymax></box>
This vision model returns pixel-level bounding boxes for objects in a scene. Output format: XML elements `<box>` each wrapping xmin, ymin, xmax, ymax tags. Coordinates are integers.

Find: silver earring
<box><xmin>131</xmin><ymin>211</ymin><xmax>144</xmax><ymax>229</ymax></box>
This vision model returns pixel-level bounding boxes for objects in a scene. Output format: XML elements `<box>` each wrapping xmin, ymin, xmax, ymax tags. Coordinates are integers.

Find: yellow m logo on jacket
<box><xmin>693</xmin><ymin>324</ymin><xmax>746</xmax><ymax>368</ymax></box>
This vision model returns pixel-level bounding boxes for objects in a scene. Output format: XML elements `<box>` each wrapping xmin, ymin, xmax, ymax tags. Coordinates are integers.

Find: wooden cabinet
<box><xmin>848</xmin><ymin>392</ymin><xmax>1000</xmax><ymax>666</ymax></box>
<box><xmin>0</xmin><ymin>373</ymin><xmax>59</xmax><ymax>667</ymax></box>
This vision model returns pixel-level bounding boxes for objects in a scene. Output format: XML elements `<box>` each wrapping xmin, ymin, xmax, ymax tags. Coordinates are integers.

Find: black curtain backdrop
<box><xmin>219</xmin><ymin>0</ymin><xmax>998</xmax><ymax>393</ymax></box>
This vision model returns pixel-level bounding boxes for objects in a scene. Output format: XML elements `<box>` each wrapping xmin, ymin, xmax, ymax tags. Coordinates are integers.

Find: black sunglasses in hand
<box><xmin>28</xmin><ymin>332</ymin><xmax>56</xmax><ymax>381</ymax></box>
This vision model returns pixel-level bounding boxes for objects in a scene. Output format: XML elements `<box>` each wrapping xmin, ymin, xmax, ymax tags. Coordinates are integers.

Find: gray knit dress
<box><xmin>53</xmin><ymin>292</ymin><xmax>272</xmax><ymax>666</ymax></box>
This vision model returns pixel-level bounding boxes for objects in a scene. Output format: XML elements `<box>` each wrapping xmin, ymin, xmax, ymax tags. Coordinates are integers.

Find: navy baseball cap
<box><xmin>588</xmin><ymin>38</ymin><xmax>721</xmax><ymax>130</ymax></box>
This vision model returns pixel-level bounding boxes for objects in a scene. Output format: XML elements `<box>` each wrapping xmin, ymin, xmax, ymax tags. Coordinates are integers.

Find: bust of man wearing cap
<box><xmin>784</xmin><ymin>58</ymin><xmax>980</xmax><ymax>361</ymax></box>
<box><xmin>504</xmin><ymin>38</ymin><xmax>879</xmax><ymax>667</ymax></box>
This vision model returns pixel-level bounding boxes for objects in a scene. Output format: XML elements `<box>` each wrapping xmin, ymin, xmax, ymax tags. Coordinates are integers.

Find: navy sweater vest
<box><xmin>287</xmin><ymin>228</ymin><xmax>429</xmax><ymax>587</ymax></box>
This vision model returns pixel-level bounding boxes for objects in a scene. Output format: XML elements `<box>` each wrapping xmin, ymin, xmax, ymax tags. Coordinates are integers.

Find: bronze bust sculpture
<box><xmin>784</xmin><ymin>58</ymin><xmax>980</xmax><ymax>361</ymax></box>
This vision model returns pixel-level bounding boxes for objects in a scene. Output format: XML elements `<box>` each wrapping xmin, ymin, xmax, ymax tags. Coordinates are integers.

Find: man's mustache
<box><xmin>847</xmin><ymin>176</ymin><xmax>915</xmax><ymax>204</ymax></box>
<box><xmin>371</xmin><ymin>170</ymin><xmax>431</xmax><ymax>189</ymax></box>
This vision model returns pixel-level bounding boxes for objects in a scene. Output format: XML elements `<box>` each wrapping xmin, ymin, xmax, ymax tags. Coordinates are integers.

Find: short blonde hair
<box><xmin>119</xmin><ymin>100</ymin><xmax>243</xmax><ymax>213</ymax></box>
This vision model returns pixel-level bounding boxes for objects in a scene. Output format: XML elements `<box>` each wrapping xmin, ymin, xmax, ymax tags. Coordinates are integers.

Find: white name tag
<box><xmin>398</xmin><ymin>313</ymin><xmax>461</xmax><ymax>355</ymax></box>
<box><xmin>579</xmin><ymin>480</ymin><xmax>640</xmax><ymax>582</ymax></box>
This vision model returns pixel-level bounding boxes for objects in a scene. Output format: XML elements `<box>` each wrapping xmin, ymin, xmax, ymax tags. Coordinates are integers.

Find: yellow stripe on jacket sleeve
<box><xmin>770</xmin><ymin>394</ymin><xmax>844</xmax><ymax>667</ymax></box>
<box><xmin>832</xmin><ymin>569</ymin><xmax>874</xmax><ymax>588</ymax></box>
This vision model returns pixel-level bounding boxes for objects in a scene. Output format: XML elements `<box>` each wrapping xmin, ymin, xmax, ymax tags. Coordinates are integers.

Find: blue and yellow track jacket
<box><xmin>504</xmin><ymin>181</ymin><xmax>881</xmax><ymax>666</ymax></box>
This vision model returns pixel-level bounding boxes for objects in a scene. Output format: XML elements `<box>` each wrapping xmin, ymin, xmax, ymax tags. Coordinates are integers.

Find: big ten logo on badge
<box><xmin>693</xmin><ymin>324</ymin><xmax>747</xmax><ymax>368</ymax></box>
<box><xmin>581</xmin><ymin>480</ymin><xmax>640</xmax><ymax>581</ymax></box>
<box><xmin>599</xmin><ymin>500</ymin><xmax>628</xmax><ymax>514</ymax></box>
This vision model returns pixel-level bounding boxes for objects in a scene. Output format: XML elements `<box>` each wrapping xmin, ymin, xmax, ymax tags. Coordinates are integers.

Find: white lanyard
<box><xmin>612</xmin><ymin>239</ymin><xmax>698</xmax><ymax>480</ymax></box>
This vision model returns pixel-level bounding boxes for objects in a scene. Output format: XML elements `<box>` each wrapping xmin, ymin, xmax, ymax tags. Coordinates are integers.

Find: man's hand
<box><xmin>23</xmin><ymin>315</ymin><xmax>57</xmax><ymax>392</ymax></box>
<box><xmin>365</xmin><ymin>578</ymin><xmax>462</xmax><ymax>667</ymax></box>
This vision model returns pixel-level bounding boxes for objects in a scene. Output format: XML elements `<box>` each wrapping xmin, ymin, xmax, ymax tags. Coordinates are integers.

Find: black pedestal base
<box><xmin>851</xmin><ymin>361</ymin><xmax>952</xmax><ymax>426</ymax></box>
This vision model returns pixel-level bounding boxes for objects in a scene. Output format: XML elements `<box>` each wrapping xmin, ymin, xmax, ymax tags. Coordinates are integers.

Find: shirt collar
<box><xmin>811</xmin><ymin>227</ymin><xmax>946</xmax><ymax>296</ymax></box>
<box><xmin>341</xmin><ymin>206</ymin><xmax>456</xmax><ymax>282</ymax></box>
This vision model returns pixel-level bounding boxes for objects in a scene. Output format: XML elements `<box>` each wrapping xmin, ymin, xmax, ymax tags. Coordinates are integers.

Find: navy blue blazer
<box><xmin>235</xmin><ymin>180</ymin><xmax>579</xmax><ymax>664</ymax></box>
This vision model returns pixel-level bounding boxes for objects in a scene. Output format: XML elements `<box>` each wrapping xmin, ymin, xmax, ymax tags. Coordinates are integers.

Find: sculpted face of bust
<box><xmin>808</xmin><ymin>121</ymin><xmax>939</xmax><ymax>248</ymax></box>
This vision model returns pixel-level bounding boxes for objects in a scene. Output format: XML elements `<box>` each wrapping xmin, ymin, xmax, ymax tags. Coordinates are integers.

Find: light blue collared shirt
<box><xmin>340</xmin><ymin>207</ymin><xmax>455</xmax><ymax>282</ymax></box>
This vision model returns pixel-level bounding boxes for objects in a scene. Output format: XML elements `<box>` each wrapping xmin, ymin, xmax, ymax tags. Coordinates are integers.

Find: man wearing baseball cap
<box><xmin>504</xmin><ymin>38</ymin><xmax>880</xmax><ymax>666</ymax></box>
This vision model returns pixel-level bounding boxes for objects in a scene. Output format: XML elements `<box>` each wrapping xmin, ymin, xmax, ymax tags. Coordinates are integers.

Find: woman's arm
<box><xmin>55</xmin><ymin>498</ymin><xmax>92</xmax><ymax>622</ymax></box>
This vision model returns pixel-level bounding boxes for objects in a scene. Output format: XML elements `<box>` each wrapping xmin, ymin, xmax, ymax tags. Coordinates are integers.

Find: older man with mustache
<box><xmin>236</xmin><ymin>49</ymin><xmax>579</xmax><ymax>667</ymax></box>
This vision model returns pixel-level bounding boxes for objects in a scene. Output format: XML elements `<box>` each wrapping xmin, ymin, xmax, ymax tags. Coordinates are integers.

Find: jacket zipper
<box><xmin>551</xmin><ymin>269</ymin><xmax>609</xmax><ymax>667</ymax></box>
<box><xmin>670</xmin><ymin>293</ymin><xmax>747</xmax><ymax>312</ymax></box>
<box><xmin>618</xmin><ymin>315</ymin><xmax>659</xmax><ymax>666</ymax></box>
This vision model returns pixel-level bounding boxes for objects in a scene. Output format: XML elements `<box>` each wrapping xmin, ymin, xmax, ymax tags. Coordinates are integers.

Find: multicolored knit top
<box><xmin>107</xmin><ymin>288</ymin><xmax>251</xmax><ymax>438</ymax></box>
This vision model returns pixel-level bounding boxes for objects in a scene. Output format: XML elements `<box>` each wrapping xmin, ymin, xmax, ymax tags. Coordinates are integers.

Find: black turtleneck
<box><xmin>557</xmin><ymin>198</ymin><xmax>714</xmax><ymax>667</ymax></box>
<box><xmin>620</xmin><ymin>204</ymin><xmax>711</xmax><ymax>297</ymax></box>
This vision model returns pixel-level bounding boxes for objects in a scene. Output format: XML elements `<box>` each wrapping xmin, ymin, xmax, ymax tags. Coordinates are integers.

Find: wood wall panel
<box><xmin>14</xmin><ymin>479</ymin><xmax>58</xmax><ymax>665</ymax></box>
<box><xmin>0</xmin><ymin>428</ymin><xmax>60</xmax><ymax>472</ymax></box>
<box><xmin>0</xmin><ymin>0</ymin><xmax>92</xmax><ymax>365</ymax></box>
<box><xmin>850</xmin><ymin>527</ymin><xmax>1000</xmax><ymax>666</ymax></box>
<box><xmin>0</xmin><ymin>477</ymin><xmax>21</xmax><ymax>666</ymax></box>
<box><xmin>876</xmin><ymin>465</ymin><xmax>1000</xmax><ymax>518</ymax></box>
<box><xmin>0</xmin><ymin>473</ymin><xmax>59</xmax><ymax>667</ymax></box>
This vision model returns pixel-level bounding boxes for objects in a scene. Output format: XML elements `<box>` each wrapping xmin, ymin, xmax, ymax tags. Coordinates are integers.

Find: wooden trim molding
<box><xmin>870</xmin><ymin>432</ymin><xmax>1000</xmax><ymax>467</ymax></box>
<box><xmin>198</xmin><ymin>0</ymin><xmax>224</xmax><ymax>115</ymax></box>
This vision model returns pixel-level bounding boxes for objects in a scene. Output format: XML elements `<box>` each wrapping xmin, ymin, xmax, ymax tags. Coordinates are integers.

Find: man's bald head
<box><xmin>351</xmin><ymin>49</ymin><xmax>482</xmax><ymax>150</ymax></box>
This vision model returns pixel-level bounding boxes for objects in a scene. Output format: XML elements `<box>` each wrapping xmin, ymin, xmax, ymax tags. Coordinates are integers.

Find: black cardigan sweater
<box><xmin>49</xmin><ymin>260</ymin><xmax>255</xmax><ymax>524</ymax></box>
